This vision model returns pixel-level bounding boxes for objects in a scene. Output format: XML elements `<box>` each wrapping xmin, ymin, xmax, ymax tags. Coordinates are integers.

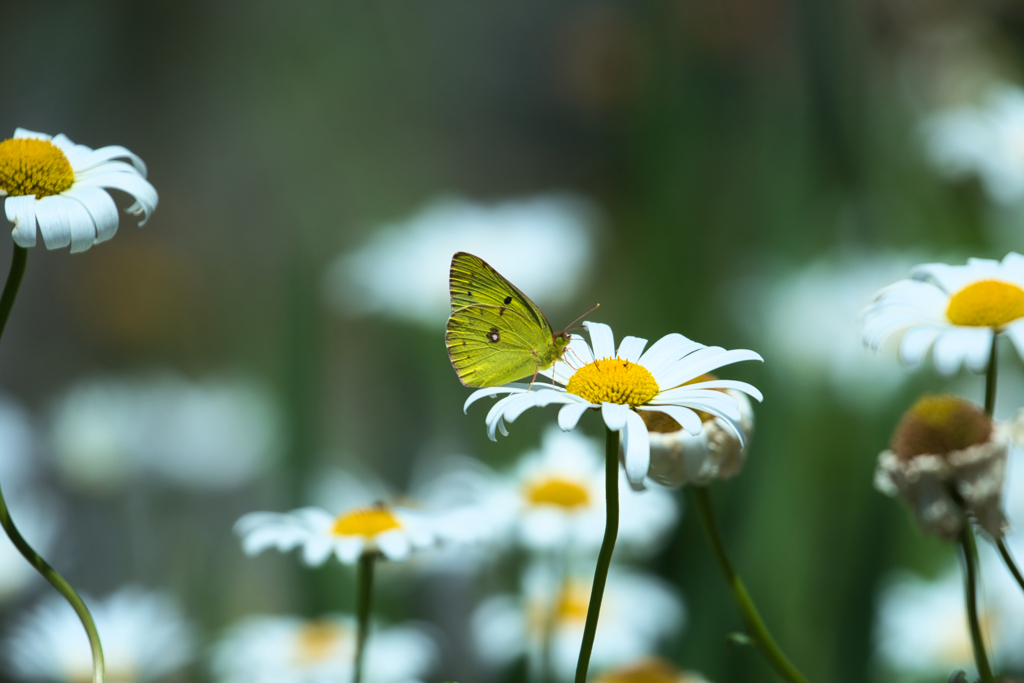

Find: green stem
<box><xmin>0</xmin><ymin>245</ymin><xmax>104</xmax><ymax>683</ymax></box>
<box><xmin>354</xmin><ymin>552</ymin><xmax>376</xmax><ymax>683</ymax></box>
<box><xmin>985</xmin><ymin>332</ymin><xmax>998</xmax><ymax>416</ymax></box>
<box><xmin>573</xmin><ymin>427</ymin><xmax>620</xmax><ymax>683</ymax></box>
<box><xmin>996</xmin><ymin>537</ymin><xmax>1024</xmax><ymax>595</ymax></box>
<box><xmin>692</xmin><ymin>486</ymin><xmax>809</xmax><ymax>683</ymax></box>
<box><xmin>959</xmin><ymin>520</ymin><xmax>996</xmax><ymax>683</ymax></box>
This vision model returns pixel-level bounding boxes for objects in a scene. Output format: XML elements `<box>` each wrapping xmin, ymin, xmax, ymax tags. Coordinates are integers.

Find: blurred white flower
<box><xmin>6</xmin><ymin>586</ymin><xmax>194</xmax><ymax>683</ymax></box>
<box><xmin>863</xmin><ymin>253</ymin><xmax>1024</xmax><ymax>376</ymax></box>
<box><xmin>50</xmin><ymin>374</ymin><xmax>280</xmax><ymax>492</ymax></box>
<box><xmin>1</xmin><ymin>128</ymin><xmax>157</xmax><ymax>252</ymax></box>
<box><xmin>922</xmin><ymin>84</ymin><xmax>1024</xmax><ymax>205</ymax></box>
<box><xmin>325</xmin><ymin>194</ymin><xmax>601</xmax><ymax>326</ymax></box>
<box><xmin>473</xmin><ymin>565</ymin><xmax>684</xmax><ymax>683</ymax></box>
<box><xmin>592</xmin><ymin>658</ymin><xmax>712</xmax><ymax>683</ymax></box>
<box><xmin>212</xmin><ymin>614</ymin><xmax>437</xmax><ymax>683</ymax></box>
<box><xmin>733</xmin><ymin>252</ymin><xmax>917</xmax><ymax>407</ymax></box>
<box><xmin>421</xmin><ymin>427</ymin><xmax>678</xmax><ymax>557</ymax></box>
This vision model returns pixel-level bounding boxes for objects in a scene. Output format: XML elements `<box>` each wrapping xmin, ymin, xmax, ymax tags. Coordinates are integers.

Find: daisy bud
<box><xmin>874</xmin><ymin>394</ymin><xmax>1009</xmax><ymax>539</ymax></box>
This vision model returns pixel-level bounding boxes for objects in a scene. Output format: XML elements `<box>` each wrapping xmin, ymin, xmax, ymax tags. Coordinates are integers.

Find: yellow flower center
<box><xmin>565</xmin><ymin>358</ymin><xmax>659</xmax><ymax>406</ymax></box>
<box><xmin>593</xmin><ymin>659</ymin><xmax>688</xmax><ymax>683</ymax></box>
<box><xmin>946</xmin><ymin>279</ymin><xmax>1024</xmax><ymax>327</ymax></box>
<box><xmin>890</xmin><ymin>394</ymin><xmax>992</xmax><ymax>460</ymax></box>
<box><xmin>292</xmin><ymin>621</ymin><xmax>347</xmax><ymax>664</ymax></box>
<box><xmin>524</xmin><ymin>477</ymin><xmax>590</xmax><ymax>509</ymax></box>
<box><xmin>331</xmin><ymin>507</ymin><xmax>401</xmax><ymax>537</ymax></box>
<box><xmin>554</xmin><ymin>582</ymin><xmax>591</xmax><ymax>622</ymax></box>
<box><xmin>0</xmin><ymin>137</ymin><xmax>74</xmax><ymax>198</ymax></box>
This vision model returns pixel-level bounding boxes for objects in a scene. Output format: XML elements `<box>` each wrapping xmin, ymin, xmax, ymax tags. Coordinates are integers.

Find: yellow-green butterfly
<box><xmin>446</xmin><ymin>252</ymin><xmax>597</xmax><ymax>387</ymax></box>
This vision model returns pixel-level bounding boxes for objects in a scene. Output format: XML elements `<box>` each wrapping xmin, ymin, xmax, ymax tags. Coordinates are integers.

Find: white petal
<box><xmin>622</xmin><ymin>410</ymin><xmax>650</xmax><ymax>485</ymax></box>
<box><xmin>34</xmin><ymin>196</ymin><xmax>72</xmax><ymax>249</ymax></box>
<box><xmin>13</xmin><ymin>129</ymin><xmax>50</xmax><ymax>140</ymax></box>
<box><xmin>638</xmin><ymin>334</ymin><xmax>704</xmax><ymax>376</ymax></box>
<box><xmin>376</xmin><ymin>531</ymin><xmax>412</xmax><ymax>561</ymax></box>
<box><xmin>301</xmin><ymin>537</ymin><xmax>334</xmax><ymax>565</ymax></box>
<box><xmin>656</xmin><ymin>347</ymin><xmax>763</xmax><ymax>389</ymax></box>
<box><xmin>585</xmin><ymin>321</ymin><xmax>616</xmax><ymax>359</ymax></box>
<box><xmin>617</xmin><ymin>336</ymin><xmax>648</xmax><ymax>362</ymax></box>
<box><xmin>1005</xmin><ymin>321</ymin><xmax>1024</xmax><ymax>364</ymax></box>
<box><xmin>662</xmin><ymin>379</ymin><xmax>763</xmax><ymax>402</ymax></box>
<box><xmin>899</xmin><ymin>326</ymin><xmax>941</xmax><ymax>365</ymax></box>
<box><xmin>59</xmin><ymin>196</ymin><xmax>99</xmax><ymax>253</ymax></box>
<box><xmin>558</xmin><ymin>402</ymin><xmax>592</xmax><ymax>431</ymax></box>
<box><xmin>75</xmin><ymin>172</ymin><xmax>158</xmax><ymax>225</ymax></box>
<box><xmin>64</xmin><ymin>185</ymin><xmax>119</xmax><ymax>243</ymax></box>
<box><xmin>933</xmin><ymin>328</ymin><xmax>988</xmax><ymax>376</ymax></box>
<box><xmin>4</xmin><ymin>196</ymin><xmax>37</xmax><ymax>247</ymax></box>
<box><xmin>334</xmin><ymin>538</ymin><xmax>364</xmax><ymax>564</ymax></box>
<box><xmin>601</xmin><ymin>402</ymin><xmax>630</xmax><ymax>431</ymax></box>
<box><xmin>71</xmin><ymin>145</ymin><xmax>148</xmax><ymax>176</ymax></box>
<box><xmin>639</xmin><ymin>405</ymin><xmax>702</xmax><ymax>435</ymax></box>
<box><xmin>464</xmin><ymin>385</ymin><xmax>527</xmax><ymax>413</ymax></box>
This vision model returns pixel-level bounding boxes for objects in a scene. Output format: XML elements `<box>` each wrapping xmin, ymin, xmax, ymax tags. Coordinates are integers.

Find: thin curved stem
<box><xmin>959</xmin><ymin>520</ymin><xmax>996</xmax><ymax>683</ymax></box>
<box><xmin>354</xmin><ymin>552</ymin><xmax>376</xmax><ymax>683</ymax></box>
<box><xmin>692</xmin><ymin>486</ymin><xmax>809</xmax><ymax>683</ymax></box>
<box><xmin>0</xmin><ymin>245</ymin><xmax>105</xmax><ymax>683</ymax></box>
<box><xmin>985</xmin><ymin>332</ymin><xmax>998</xmax><ymax>417</ymax></box>
<box><xmin>573</xmin><ymin>427</ymin><xmax>619</xmax><ymax>683</ymax></box>
<box><xmin>996</xmin><ymin>537</ymin><xmax>1024</xmax><ymax>595</ymax></box>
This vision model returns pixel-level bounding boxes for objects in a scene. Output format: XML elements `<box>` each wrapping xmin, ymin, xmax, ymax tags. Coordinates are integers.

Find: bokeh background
<box><xmin>2</xmin><ymin>0</ymin><xmax>1024</xmax><ymax>682</ymax></box>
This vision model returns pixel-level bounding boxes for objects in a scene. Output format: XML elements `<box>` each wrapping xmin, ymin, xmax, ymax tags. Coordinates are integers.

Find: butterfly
<box><xmin>446</xmin><ymin>252</ymin><xmax>597</xmax><ymax>387</ymax></box>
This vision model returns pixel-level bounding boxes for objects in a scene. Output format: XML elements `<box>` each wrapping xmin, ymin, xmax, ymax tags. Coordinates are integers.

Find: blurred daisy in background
<box><xmin>0</xmin><ymin>128</ymin><xmax>157</xmax><ymax>252</ymax></box>
<box><xmin>420</xmin><ymin>427</ymin><xmax>678</xmax><ymax>557</ymax></box>
<box><xmin>863</xmin><ymin>252</ymin><xmax>1024</xmax><ymax>376</ymax></box>
<box><xmin>473</xmin><ymin>565</ymin><xmax>684</xmax><ymax>683</ymax></box>
<box><xmin>922</xmin><ymin>84</ymin><xmax>1024</xmax><ymax>205</ymax></box>
<box><xmin>592</xmin><ymin>659</ymin><xmax>712</xmax><ymax>683</ymax></box>
<box><xmin>732</xmin><ymin>252</ymin><xmax>918</xmax><ymax>409</ymax></box>
<box><xmin>49</xmin><ymin>373</ymin><xmax>281</xmax><ymax>492</ymax></box>
<box><xmin>213</xmin><ymin>614</ymin><xmax>437</xmax><ymax>683</ymax></box>
<box><xmin>466</xmin><ymin>321</ymin><xmax>761</xmax><ymax>486</ymax></box>
<box><xmin>6</xmin><ymin>586</ymin><xmax>194</xmax><ymax>683</ymax></box>
<box><xmin>324</xmin><ymin>194</ymin><xmax>601</xmax><ymax>326</ymax></box>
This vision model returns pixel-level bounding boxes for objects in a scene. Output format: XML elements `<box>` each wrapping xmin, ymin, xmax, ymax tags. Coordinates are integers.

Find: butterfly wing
<box><xmin>446</xmin><ymin>304</ymin><xmax>559</xmax><ymax>387</ymax></box>
<box><xmin>450</xmin><ymin>252</ymin><xmax>554</xmax><ymax>337</ymax></box>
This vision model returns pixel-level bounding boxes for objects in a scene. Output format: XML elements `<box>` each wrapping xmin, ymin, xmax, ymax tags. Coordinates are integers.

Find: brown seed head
<box><xmin>890</xmin><ymin>394</ymin><xmax>992</xmax><ymax>460</ymax></box>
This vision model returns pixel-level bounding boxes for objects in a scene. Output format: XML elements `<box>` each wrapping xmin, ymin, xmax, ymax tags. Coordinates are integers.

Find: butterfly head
<box><xmin>553</xmin><ymin>331</ymin><xmax>571</xmax><ymax>358</ymax></box>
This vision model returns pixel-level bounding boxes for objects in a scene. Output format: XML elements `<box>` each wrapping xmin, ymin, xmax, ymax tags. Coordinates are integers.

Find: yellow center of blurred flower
<box><xmin>946</xmin><ymin>280</ymin><xmax>1024</xmax><ymax>327</ymax></box>
<box><xmin>554</xmin><ymin>582</ymin><xmax>591</xmax><ymax>623</ymax></box>
<box><xmin>331</xmin><ymin>507</ymin><xmax>401</xmax><ymax>537</ymax></box>
<box><xmin>939</xmin><ymin>610</ymin><xmax>996</xmax><ymax>667</ymax></box>
<box><xmin>292</xmin><ymin>621</ymin><xmax>346</xmax><ymax>663</ymax></box>
<box><xmin>592</xmin><ymin>659</ymin><xmax>688</xmax><ymax>683</ymax></box>
<box><xmin>890</xmin><ymin>394</ymin><xmax>992</xmax><ymax>460</ymax></box>
<box><xmin>0</xmin><ymin>138</ymin><xmax>74</xmax><ymax>198</ymax></box>
<box><xmin>524</xmin><ymin>477</ymin><xmax>590</xmax><ymax>509</ymax></box>
<box><xmin>566</xmin><ymin>358</ymin><xmax>659</xmax><ymax>406</ymax></box>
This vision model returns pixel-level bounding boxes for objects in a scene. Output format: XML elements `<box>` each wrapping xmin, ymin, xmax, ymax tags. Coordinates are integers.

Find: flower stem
<box><xmin>0</xmin><ymin>245</ymin><xmax>105</xmax><ymax>683</ymax></box>
<box><xmin>996</xmin><ymin>537</ymin><xmax>1024</xmax><ymax>594</ymax></box>
<box><xmin>959</xmin><ymin>520</ymin><xmax>996</xmax><ymax>683</ymax></box>
<box><xmin>985</xmin><ymin>332</ymin><xmax>998</xmax><ymax>416</ymax></box>
<box><xmin>692</xmin><ymin>486</ymin><xmax>809</xmax><ymax>683</ymax></box>
<box><xmin>354</xmin><ymin>552</ymin><xmax>376</xmax><ymax>683</ymax></box>
<box><xmin>573</xmin><ymin>427</ymin><xmax>620</xmax><ymax>683</ymax></box>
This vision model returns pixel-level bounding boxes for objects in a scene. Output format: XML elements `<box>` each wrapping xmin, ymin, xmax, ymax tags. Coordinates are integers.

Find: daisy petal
<box><xmin>376</xmin><ymin>531</ymin><xmax>412</xmax><ymax>561</ymax></box>
<box><xmin>34</xmin><ymin>196</ymin><xmax>73</xmax><ymax>249</ymax></box>
<box><xmin>622</xmin><ymin>410</ymin><xmax>650</xmax><ymax>485</ymax></box>
<box><xmin>899</xmin><ymin>327</ymin><xmax>941</xmax><ymax>366</ymax></box>
<box><xmin>601</xmin><ymin>403</ymin><xmax>630</xmax><ymax>432</ymax></box>
<box><xmin>335</xmin><ymin>538</ymin><xmax>364</xmax><ymax>564</ymax></box>
<box><xmin>640</xmin><ymin>405</ymin><xmax>702</xmax><ymax>435</ymax></box>
<box><xmin>464</xmin><ymin>385</ymin><xmax>528</xmax><ymax>413</ymax></box>
<box><xmin>617</xmin><ymin>336</ymin><xmax>648</xmax><ymax>362</ymax></box>
<box><xmin>585</xmin><ymin>321</ymin><xmax>616</xmax><ymax>360</ymax></box>
<box><xmin>76</xmin><ymin>172</ymin><xmax>158</xmax><ymax>225</ymax></box>
<box><xmin>558</xmin><ymin>402</ymin><xmax>592</xmax><ymax>431</ymax></box>
<box><xmin>5</xmin><ymin>196</ymin><xmax>37</xmax><ymax>247</ymax></box>
<box><xmin>638</xmin><ymin>334</ymin><xmax>704</xmax><ymax>377</ymax></box>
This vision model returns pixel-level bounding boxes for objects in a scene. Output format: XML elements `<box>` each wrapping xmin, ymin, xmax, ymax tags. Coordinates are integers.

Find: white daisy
<box><xmin>862</xmin><ymin>252</ymin><xmax>1024</xmax><ymax>376</ymax></box>
<box><xmin>0</xmin><ymin>129</ymin><xmax>157</xmax><ymax>252</ymax></box>
<box><xmin>592</xmin><ymin>659</ymin><xmax>712</xmax><ymax>683</ymax></box>
<box><xmin>473</xmin><ymin>565</ymin><xmax>684</xmax><ymax>683</ymax></box>
<box><xmin>418</xmin><ymin>426</ymin><xmax>678</xmax><ymax>556</ymax></box>
<box><xmin>324</xmin><ymin>194</ymin><xmax>600</xmax><ymax>326</ymax></box>
<box><xmin>464</xmin><ymin>321</ymin><xmax>762</xmax><ymax>486</ymax></box>
<box><xmin>212</xmin><ymin>614</ymin><xmax>437</xmax><ymax>683</ymax></box>
<box><xmin>6</xmin><ymin>586</ymin><xmax>194</xmax><ymax>683</ymax></box>
<box><xmin>922</xmin><ymin>84</ymin><xmax>1024</xmax><ymax>205</ymax></box>
<box><xmin>643</xmin><ymin>375</ymin><xmax>755</xmax><ymax>487</ymax></box>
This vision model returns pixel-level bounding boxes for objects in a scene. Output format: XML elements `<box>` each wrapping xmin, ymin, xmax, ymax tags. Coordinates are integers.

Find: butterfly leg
<box><xmin>527</xmin><ymin>366</ymin><xmax>539</xmax><ymax>392</ymax></box>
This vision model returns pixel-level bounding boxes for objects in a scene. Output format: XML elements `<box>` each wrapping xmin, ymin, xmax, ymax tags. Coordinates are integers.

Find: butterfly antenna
<box><xmin>561</xmin><ymin>303</ymin><xmax>600</xmax><ymax>334</ymax></box>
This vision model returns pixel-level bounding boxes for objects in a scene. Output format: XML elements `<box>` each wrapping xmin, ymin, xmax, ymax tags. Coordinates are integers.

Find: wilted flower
<box><xmin>874</xmin><ymin>394</ymin><xmax>1011</xmax><ymax>538</ymax></box>
<box><xmin>325</xmin><ymin>194</ymin><xmax>600</xmax><ymax>326</ymax></box>
<box><xmin>0</xmin><ymin>129</ymin><xmax>157</xmax><ymax>252</ymax></box>
<box><xmin>6</xmin><ymin>586</ymin><xmax>194</xmax><ymax>683</ymax></box>
<box><xmin>642</xmin><ymin>374</ymin><xmax>754</xmax><ymax>487</ymax></box>
<box><xmin>592</xmin><ymin>659</ymin><xmax>712</xmax><ymax>683</ymax></box>
<box><xmin>862</xmin><ymin>253</ymin><xmax>1024</xmax><ymax>376</ymax></box>
<box><xmin>466</xmin><ymin>321</ymin><xmax>762</xmax><ymax>486</ymax></box>
<box><xmin>212</xmin><ymin>614</ymin><xmax>437</xmax><ymax>683</ymax></box>
<box><xmin>473</xmin><ymin>565</ymin><xmax>684</xmax><ymax>683</ymax></box>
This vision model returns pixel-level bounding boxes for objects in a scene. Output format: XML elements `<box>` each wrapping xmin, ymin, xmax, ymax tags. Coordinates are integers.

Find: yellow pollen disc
<box><xmin>292</xmin><ymin>621</ymin><xmax>346</xmax><ymax>663</ymax></box>
<box><xmin>565</xmin><ymin>358</ymin><xmax>659</xmax><ymax>406</ymax></box>
<box><xmin>554</xmin><ymin>583</ymin><xmax>590</xmax><ymax>623</ymax></box>
<box><xmin>524</xmin><ymin>477</ymin><xmax>590</xmax><ymax>509</ymax></box>
<box><xmin>331</xmin><ymin>507</ymin><xmax>401</xmax><ymax>537</ymax></box>
<box><xmin>0</xmin><ymin>138</ymin><xmax>74</xmax><ymax>198</ymax></box>
<box><xmin>946</xmin><ymin>279</ymin><xmax>1024</xmax><ymax>327</ymax></box>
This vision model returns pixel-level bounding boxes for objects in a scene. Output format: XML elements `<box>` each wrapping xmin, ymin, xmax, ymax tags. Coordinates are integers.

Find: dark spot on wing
<box><xmin>499</xmin><ymin>306</ymin><xmax>506</xmax><ymax>316</ymax></box>
<box><xmin>503</xmin><ymin>296</ymin><xmax>512</xmax><ymax>305</ymax></box>
<box><xmin>487</xmin><ymin>327</ymin><xmax>500</xmax><ymax>343</ymax></box>
<box><xmin>462</xmin><ymin>341</ymin><xmax>466</xmax><ymax>346</ymax></box>
<box><xmin>467</xmin><ymin>290</ymin><xmax>472</xmax><ymax>296</ymax></box>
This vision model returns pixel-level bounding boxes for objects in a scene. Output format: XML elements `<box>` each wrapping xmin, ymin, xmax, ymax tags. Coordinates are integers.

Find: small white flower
<box><xmin>862</xmin><ymin>252</ymin><xmax>1024</xmax><ymax>376</ymax></box>
<box><xmin>419</xmin><ymin>427</ymin><xmax>679</xmax><ymax>556</ymax></box>
<box><xmin>0</xmin><ymin>129</ymin><xmax>157</xmax><ymax>252</ymax></box>
<box><xmin>473</xmin><ymin>565</ymin><xmax>684</xmax><ymax>683</ymax></box>
<box><xmin>6</xmin><ymin>586</ymin><xmax>194</xmax><ymax>683</ymax></box>
<box><xmin>324</xmin><ymin>194</ymin><xmax>600</xmax><ymax>326</ymax></box>
<box><xmin>922</xmin><ymin>84</ymin><xmax>1024</xmax><ymax>205</ymax></box>
<box><xmin>465</xmin><ymin>321</ymin><xmax>762</xmax><ymax>486</ymax></box>
<box><xmin>643</xmin><ymin>381</ymin><xmax>755</xmax><ymax>487</ymax></box>
<box><xmin>212</xmin><ymin>614</ymin><xmax>437</xmax><ymax>683</ymax></box>
<box><xmin>50</xmin><ymin>374</ymin><xmax>280</xmax><ymax>492</ymax></box>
